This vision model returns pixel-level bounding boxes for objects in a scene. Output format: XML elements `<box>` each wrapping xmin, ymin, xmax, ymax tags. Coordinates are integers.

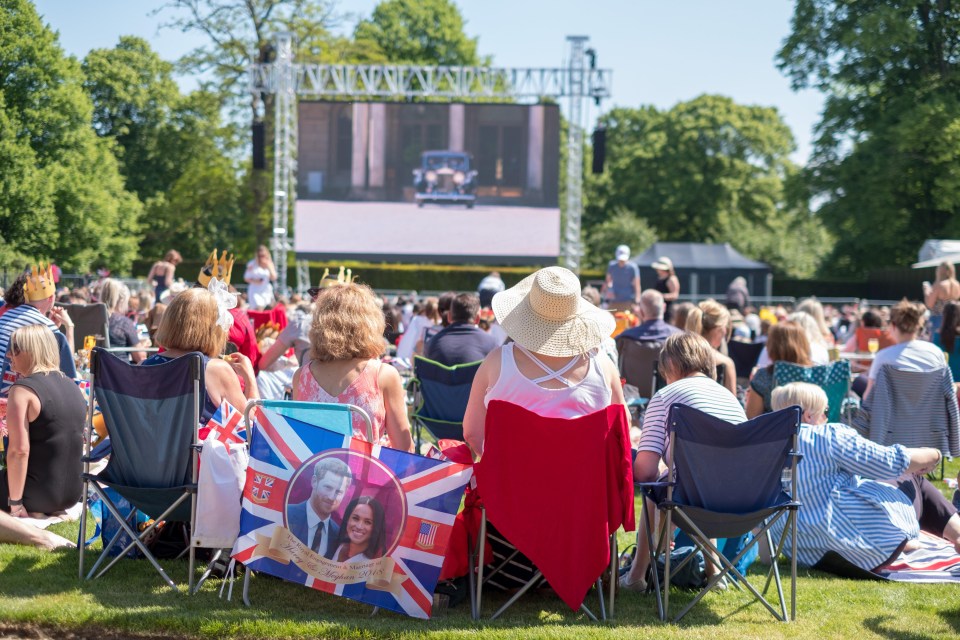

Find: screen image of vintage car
<box><xmin>412</xmin><ymin>151</ymin><xmax>478</xmax><ymax>208</ymax></box>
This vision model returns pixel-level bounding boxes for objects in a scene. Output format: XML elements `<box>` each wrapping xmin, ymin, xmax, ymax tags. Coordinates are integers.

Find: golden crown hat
<box><xmin>24</xmin><ymin>262</ymin><xmax>56</xmax><ymax>302</ymax></box>
<box><xmin>317</xmin><ymin>266</ymin><xmax>356</xmax><ymax>289</ymax></box>
<box><xmin>197</xmin><ymin>249</ymin><xmax>235</xmax><ymax>287</ymax></box>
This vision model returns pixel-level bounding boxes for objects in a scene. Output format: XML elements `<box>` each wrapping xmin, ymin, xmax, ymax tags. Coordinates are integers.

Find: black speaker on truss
<box><xmin>252</xmin><ymin>121</ymin><xmax>266</xmax><ymax>170</ymax></box>
<box><xmin>591</xmin><ymin>126</ymin><xmax>606</xmax><ymax>175</ymax></box>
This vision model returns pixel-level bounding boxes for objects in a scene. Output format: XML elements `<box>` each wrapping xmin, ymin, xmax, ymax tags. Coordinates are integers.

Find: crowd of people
<box><xmin>0</xmin><ymin>245</ymin><xmax>958</xmax><ymax>611</ymax></box>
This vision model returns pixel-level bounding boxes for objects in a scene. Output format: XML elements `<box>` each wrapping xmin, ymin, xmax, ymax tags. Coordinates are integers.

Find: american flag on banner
<box><xmin>231</xmin><ymin>406</ymin><xmax>472</xmax><ymax>618</ymax></box>
<box><xmin>206</xmin><ymin>400</ymin><xmax>245</xmax><ymax>445</ymax></box>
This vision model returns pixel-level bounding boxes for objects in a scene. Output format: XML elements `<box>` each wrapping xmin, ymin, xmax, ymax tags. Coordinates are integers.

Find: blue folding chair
<box><xmin>78</xmin><ymin>348</ymin><xmax>203</xmax><ymax>593</ymax></box>
<box><xmin>239</xmin><ymin>399</ymin><xmax>372</xmax><ymax>606</ymax></box>
<box><xmin>636</xmin><ymin>404</ymin><xmax>801</xmax><ymax>622</ymax></box>
<box><xmin>409</xmin><ymin>356</ymin><xmax>482</xmax><ymax>447</ymax></box>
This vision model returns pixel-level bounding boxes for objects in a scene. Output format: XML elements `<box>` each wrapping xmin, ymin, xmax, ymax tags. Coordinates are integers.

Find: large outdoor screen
<box><xmin>294</xmin><ymin>101</ymin><xmax>561</xmax><ymax>265</ymax></box>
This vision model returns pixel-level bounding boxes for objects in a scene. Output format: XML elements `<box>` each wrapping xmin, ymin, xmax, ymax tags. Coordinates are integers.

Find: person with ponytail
<box><xmin>685</xmin><ymin>300</ymin><xmax>737</xmax><ymax>396</ymax></box>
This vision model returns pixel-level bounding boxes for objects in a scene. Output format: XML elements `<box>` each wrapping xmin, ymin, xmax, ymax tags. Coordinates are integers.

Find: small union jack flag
<box><xmin>206</xmin><ymin>400</ymin><xmax>245</xmax><ymax>445</ymax></box>
<box><xmin>251</xmin><ymin>473</ymin><xmax>274</xmax><ymax>503</ymax></box>
<box><xmin>416</xmin><ymin>521</ymin><xmax>438</xmax><ymax>550</ymax></box>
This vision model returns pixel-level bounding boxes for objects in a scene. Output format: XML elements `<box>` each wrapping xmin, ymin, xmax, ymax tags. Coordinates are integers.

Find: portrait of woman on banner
<box><xmin>332</xmin><ymin>496</ymin><xmax>387</xmax><ymax>563</ymax></box>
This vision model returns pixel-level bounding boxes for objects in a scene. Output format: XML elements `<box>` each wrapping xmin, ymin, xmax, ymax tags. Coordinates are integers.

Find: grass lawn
<box><xmin>1</xmin><ymin>462</ymin><xmax>959</xmax><ymax>639</ymax></box>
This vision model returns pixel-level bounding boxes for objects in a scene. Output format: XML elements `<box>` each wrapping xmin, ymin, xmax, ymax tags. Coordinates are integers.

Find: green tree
<box><xmin>157</xmin><ymin>1</ymin><xmax>341</xmax><ymax>246</ymax></box>
<box><xmin>778</xmin><ymin>0</ymin><xmax>960</xmax><ymax>276</ymax></box>
<box><xmin>0</xmin><ymin>0</ymin><xmax>141</xmax><ymax>272</ymax></box>
<box><xmin>585</xmin><ymin>96</ymin><xmax>831</xmax><ymax>278</ymax></box>
<box><xmin>353</xmin><ymin>0</ymin><xmax>479</xmax><ymax>65</ymax></box>
<box><xmin>583</xmin><ymin>208</ymin><xmax>658</xmax><ymax>272</ymax></box>
<box><xmin>82</xmin><ymin>38</ymin><xmax>248</xmax><ymax>262</ymax></box>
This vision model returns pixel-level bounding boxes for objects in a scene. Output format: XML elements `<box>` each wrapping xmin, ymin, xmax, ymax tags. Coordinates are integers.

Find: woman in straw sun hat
<box><xmin>463</xmin><ymin>266</ymin><xmax>625</xmax><ymax>455</ymax></box>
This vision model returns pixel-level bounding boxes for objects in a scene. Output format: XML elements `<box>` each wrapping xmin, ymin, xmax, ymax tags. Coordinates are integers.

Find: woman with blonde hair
<box><xmin>796</xmin><ymin>298</ymin><xmax>834</xmax><ymax>347</ymax></box>
<box><xmin>293</xmin><ymin>283</ymin><xmax>413</xmax><ymax>451</ymax></box>
<box><xmin>925</xmin><ymin>261</ymin><xmax>960</xmax><ymax>334</ymax></box>
<box><xmin>685</xmin><ymin>300</ymin><xmax>737</xmax><ymax>395</ymax></box>
<box><xmin>770</xmin><ymin>382</ymin><xmax>959</xmax><ymax>568</ymax></box>
<box><xmin>2</xmin><ymin>324</ymin><xmax>85</xmax><ymax>516</ymax></box>
<box><xmin>99</xmin><ymin>278</ymin><xmax>145</xmax><ymax>363</ymax></box>
<box><xmin>143</xmin><ymin>288</ymin><xmax>258</xmax><ymax>427</ymax></box>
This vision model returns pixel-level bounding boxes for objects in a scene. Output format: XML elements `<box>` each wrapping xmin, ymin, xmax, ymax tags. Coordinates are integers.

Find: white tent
<box><xmin>911</xmin><ymin>239</ymin><xmax>960</xmax><ymax>269</ymax></box>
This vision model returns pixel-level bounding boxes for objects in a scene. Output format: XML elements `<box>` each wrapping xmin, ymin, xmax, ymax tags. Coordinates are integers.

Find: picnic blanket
<box><xmin>879</xmin><ymin>531</ymin><xmax>960</xmax><ymax>583</ymax></box>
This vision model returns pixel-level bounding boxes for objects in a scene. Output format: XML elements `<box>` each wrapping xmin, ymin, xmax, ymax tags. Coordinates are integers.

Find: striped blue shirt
<box><xmin>770</xmin><ymin>422</ymin><xmax>915</xmax><ymax>570</ymax></box>
<box><xmin>0</xmin><ymin>304</ymin><xmax>58</xmax><ymax>397</ymax></box>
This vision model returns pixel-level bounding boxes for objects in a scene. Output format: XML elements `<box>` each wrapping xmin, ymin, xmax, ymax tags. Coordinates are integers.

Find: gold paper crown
<box><xmin>318</xmin><ymin>266</ymin><xmax>356</xmax><ymax>289</ymax></box>
<box><xmin>197</xmin><ymin>249</ymin><xmax>235</xmax><ymax>287</ymax></box>
<box><xmin>25</xmin><ymin>262</ymin><xmax>56</xmax><ymax>302</ymax></box>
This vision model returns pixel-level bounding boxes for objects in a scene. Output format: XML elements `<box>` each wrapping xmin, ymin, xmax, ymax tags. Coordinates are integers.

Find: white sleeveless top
<box><xmin>484</xmin><ymin>343</ymin><xmax>612</xmax><ymax>419</ymax></box>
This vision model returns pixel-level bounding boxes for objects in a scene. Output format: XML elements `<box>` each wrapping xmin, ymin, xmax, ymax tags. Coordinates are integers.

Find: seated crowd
<box><xmin>1</xmin><ymin>253</ymin><xmax>959</xmax><ymax>610</ymax></box>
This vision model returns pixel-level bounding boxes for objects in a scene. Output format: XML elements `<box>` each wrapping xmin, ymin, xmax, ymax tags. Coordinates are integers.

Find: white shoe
<box><xmin>618</xmin><ymin>574</ymin><xmax>648</xmax><ymax>593</ymax></box>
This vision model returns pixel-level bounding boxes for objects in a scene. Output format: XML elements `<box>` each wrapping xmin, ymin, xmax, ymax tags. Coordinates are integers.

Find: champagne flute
<box><xmin>867</xmin><ymin>338</ymin><xmax>879</xmax><ymax>355</ymax></box>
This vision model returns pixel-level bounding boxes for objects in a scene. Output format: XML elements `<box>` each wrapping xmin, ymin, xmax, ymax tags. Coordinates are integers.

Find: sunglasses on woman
<box><xmin>8</xmin><ymin>343</ymin><xmax>21</xmax><ymax>357</ymax></box>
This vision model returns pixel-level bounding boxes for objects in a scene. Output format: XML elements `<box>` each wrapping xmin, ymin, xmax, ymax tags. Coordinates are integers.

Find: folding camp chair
<box><xmin>409</xmin><ymin>356</ymin><xmax>481</xmax><ymax>448</ymax></box>
<box><xmin>615</xmin><ymin>337</ymin><xmax>663</xmax><ymax>419</ymax></box>
<box><xmin>471</xmin><ymin>400</ymin><xmax>635</xmax><ymax>621</ymax></box>
<box><xmin>239</xmin><ymin>399</ymin><xmax>373</xmax><ymax>607</ymax></box>
<box><xmin>636</xmin><ymin>404</ymin><xmax>801</xmax><ymax>623</ymax></box>
<box><xmin>854</xmin><ymin>365</ymin><xmax>960</xmax><ymax>478</ymax></box>
<box><xmin>78</xmin><ymin>349</ymin><xmax>202</xmax><ymax>593</ymax></box>
<box><xmin>59</xmin><ymin>302</ymin><xmax>110</xmax><ymax>348</ymax></box>
<box><xmin>773</xmin><ymin>360</ymin><xmax>850</xmax><ymax>424</ymax></box>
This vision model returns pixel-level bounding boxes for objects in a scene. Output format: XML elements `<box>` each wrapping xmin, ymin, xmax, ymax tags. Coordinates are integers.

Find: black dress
<box><xmin>1</xmin><ymin>372</ymin><xmax>85</xmax><ymax>513</ymax></box>
<box><xmin>655</xmin><ymin>276</ymin><xmax>674</xmax><ymax>321</ymax></box>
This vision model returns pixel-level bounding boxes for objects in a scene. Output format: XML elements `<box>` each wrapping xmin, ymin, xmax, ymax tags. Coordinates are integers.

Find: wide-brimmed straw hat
<box><xmin>651</xmin><ymin>257</ymin><xmax>674</xmax><ymax>272</ymax></box>
<box><xmin>492</xmin><ymin>266</ymin><xmax>616</xmax><ymax>357</ymax></box>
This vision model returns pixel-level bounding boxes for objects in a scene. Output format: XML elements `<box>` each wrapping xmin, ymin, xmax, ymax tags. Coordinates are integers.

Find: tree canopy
<box><xmin>0</xmin><ymin>0</ymin><xmax>141</xmax><ymax>272</ymax></box>
<box><xmin>81</xmin><ymin>36</ymin><xmax>248</xmax><ymax>261</ymax></box>
<box><xmin>584</xmin><ymin>95</ymin><xmax>832</xmax><ymax>278</ymax></box>
<box><xmin>353</xmin><ymin>0</ymin><xmax>479</xmax><ymax>65</ymax></box>
<box><xmin>778</xmin><ymin>0</ymin><xmax>960</xmax><ymax>276</ymax></box>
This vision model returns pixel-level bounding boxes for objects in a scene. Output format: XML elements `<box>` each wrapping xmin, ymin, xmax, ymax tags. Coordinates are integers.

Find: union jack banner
<box><xmin>231</xmin><ymin>406</ymin><xmax>472</xmax><ymax>618</ymax></box>
<box><xmin>206</xmin><ymin>400</ymin><xmax>245</xmax><ymax>445</ymax></box>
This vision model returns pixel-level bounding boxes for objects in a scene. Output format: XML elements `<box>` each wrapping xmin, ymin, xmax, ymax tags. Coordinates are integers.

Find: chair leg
<box><xmin>78</xmin><ymin>481</ymin><xmax>88</xmax><ymax>580</ymax></box>
<box><xmin>474</xmin><ymin>509</ymin><xmax>487</xmax><ymax>619</ymax></box>
<box><xmin>192</xmin><ymin>549</ymin><xmax>223</xmax><ymax>595</ymax></box>
<box><xmin>595</xmin><ymin>577</ymin><xmax>606</xmax><ymax>621</ymax></box>
<box><xmin>790</xmin><ymin>510</ymin><xmax>798</xmax><ymax>622</ymax></box>
<box><xmin>490</xmin><ymin>570</ymin><xmax>542</xmax><ymax>621</ymax></box>
<box><xmin>467</xmin><ymin>532</ymin><xmax>477</xmax><ymax>620</ymax></box>
<box><xmin>608</xmin><ymin>534</ymin><xmax>616</xmax><ymax>618</ymax></box>
<box><xmin>242</xmin><ymin>569</ymin><xmax>253</xmax><ymax>607</ymax></box>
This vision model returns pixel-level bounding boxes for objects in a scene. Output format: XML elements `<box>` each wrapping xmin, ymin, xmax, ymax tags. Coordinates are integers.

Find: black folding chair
<box><xmin>727</xmin><ymin>340</ymin><xmax>765</xmax><ymax>383</ymax></box>
<box><xmin>637</xmin><ymin>404</ymin><xmax>801</xmax><ymax>622</ymax></box>
<box><xmin>78</xmin><ymin>349</ymin><xmax>202</xmax><ymax>593</ymax></box>
<box><xmin>59</xmin><ymin>302</ymin><xmax>110</xmax><ymax>348</ymax></box>
<box><xmin>409</xmin><ymin>355</ymin><xmax>481</xmax><ymax>448</ymax></box>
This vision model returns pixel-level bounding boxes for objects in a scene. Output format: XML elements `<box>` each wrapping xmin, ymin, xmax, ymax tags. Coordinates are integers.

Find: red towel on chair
<box><xmin>475</xmin><ymin>400</ymin><xmax>635</xmax><ymax>611</ymax></box>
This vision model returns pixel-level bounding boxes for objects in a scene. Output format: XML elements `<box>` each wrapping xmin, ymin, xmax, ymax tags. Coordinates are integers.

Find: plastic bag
<box><xmin>192</xmin><ymin>439</ymin><xmax>248</xmax><ymax>549</ymax></box>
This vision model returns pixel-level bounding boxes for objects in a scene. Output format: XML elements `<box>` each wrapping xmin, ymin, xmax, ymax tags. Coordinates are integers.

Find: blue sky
<box><xmin>33</xmin><ymin>0</ymin><xmax>823</xmax><ymax>162</ymax></box>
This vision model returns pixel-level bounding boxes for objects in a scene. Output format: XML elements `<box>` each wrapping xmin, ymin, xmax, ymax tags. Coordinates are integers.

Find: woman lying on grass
<box><xmin>770</xmin><ymin>382</ymin><xmax>960</xmax><ymax>571</ymax></box>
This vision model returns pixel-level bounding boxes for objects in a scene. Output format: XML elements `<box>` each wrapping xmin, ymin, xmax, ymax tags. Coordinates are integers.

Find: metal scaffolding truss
<box><xmin>254</xmin><ymin>35</ymin><xmax>610</xmax><ymax>291</ymax></box>
<box><xmin>251</xmin><ymin>63</ymin><xmax>612</xmax><ymax>102</ymax></box>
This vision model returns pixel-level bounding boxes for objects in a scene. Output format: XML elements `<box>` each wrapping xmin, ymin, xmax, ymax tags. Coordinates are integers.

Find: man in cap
<box><xmin>603</xmin><ymin>245</ymin><xmax>640</xmax><ymax>312</ymax></box>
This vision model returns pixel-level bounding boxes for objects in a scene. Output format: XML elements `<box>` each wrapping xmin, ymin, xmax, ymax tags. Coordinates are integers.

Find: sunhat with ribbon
<box><xmin>492</xmin><ymin>266</ymin><xmax>616</xmax><ymax>357</ymax></box>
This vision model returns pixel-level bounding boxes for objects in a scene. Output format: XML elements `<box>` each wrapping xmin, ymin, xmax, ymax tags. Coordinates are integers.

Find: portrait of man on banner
<box><xmin>232</xmin><ymin>406</ymin><xmax>472</xmax><ymax>619</ymax></box>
